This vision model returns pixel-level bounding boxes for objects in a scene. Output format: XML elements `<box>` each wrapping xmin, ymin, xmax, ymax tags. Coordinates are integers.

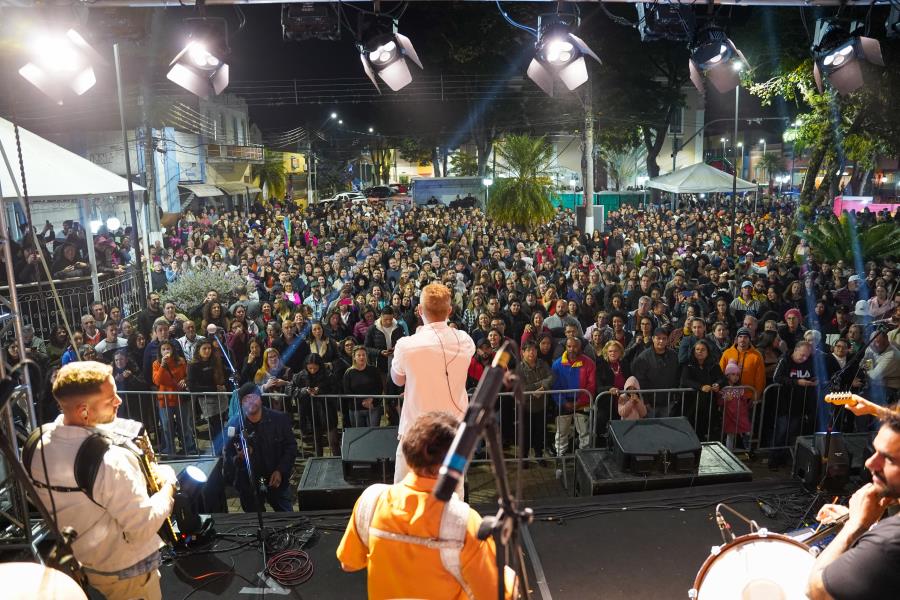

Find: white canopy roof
<box><xmin>0</xmin><ymin>117</ymin><xmax>144</xmax><ymax>201</ymax></box>
<box><xmin>647</xmin><ymin>162</ymin><xmax>757</xmax><ymax>194</ymax></box>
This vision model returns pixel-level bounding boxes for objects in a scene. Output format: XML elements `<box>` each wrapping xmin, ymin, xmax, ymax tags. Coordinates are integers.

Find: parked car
<box><xmin>365</xmin><ymin>186</ymin><xmax>393</xmax><ymax>199</ymax></box>
<box><xmin>321</xmin><ymin>191</ymin><xmax>368</xmax><ymax>205</ymax></box>
<box><xmin>389</xmin><ymin>183</ymin><xmax>409</xmax><ymax>194</ymax></box>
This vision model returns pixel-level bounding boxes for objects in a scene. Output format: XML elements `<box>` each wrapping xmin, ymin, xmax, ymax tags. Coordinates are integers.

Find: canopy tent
<box><xmin>647</xmin><ymin>162</ymin><xmax>757</xmax><ymax>194</ymax></box>
<box><xmin>0</xmin><ymin>117</ymin><xmax>144</xmax><ymax>200</ymax></box>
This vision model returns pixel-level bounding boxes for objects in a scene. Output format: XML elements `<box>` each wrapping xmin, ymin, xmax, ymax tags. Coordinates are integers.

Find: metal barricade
<box><xmin>289</xmin><ymin>393</ymin><xmax>402</xmax><ymax>459</ymax></box>
<box><xmin>591</xmin><ymin>386</ymin><xmax>759</xmax><ymax>450</ymax></box>
<box><xmin>753</xmin><ymin>383</ymin><xmax>819</xmax><ymax>456</ymax></box>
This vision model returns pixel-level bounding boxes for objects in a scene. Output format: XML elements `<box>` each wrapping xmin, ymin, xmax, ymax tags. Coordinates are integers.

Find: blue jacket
<box><xmin>551</xmin><ymin>351</ymin><xmax>596</xmax><ymax>410</ymax></box>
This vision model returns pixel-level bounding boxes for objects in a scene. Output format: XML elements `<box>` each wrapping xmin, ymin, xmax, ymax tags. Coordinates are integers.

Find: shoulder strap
<box><xmin>355</xmin><ymin>483</ymin><xmax>390</xmax><ymax>549</ymax></box>
<box><xmin>439</xmin><ymin>495</ymin><xmax>475</xmax><ymax>600</ymax></box>
<box><xmin>23</xmin><ymin>427</ymin><xmax>109</xmax><ymax>507</ymax></box>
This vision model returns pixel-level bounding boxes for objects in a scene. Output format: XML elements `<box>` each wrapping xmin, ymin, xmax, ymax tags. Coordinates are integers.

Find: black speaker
<box><xmin>341</xmin><ymin>426</ymin><xmax>398</xmax><ymax>484</ymax></box>
<box><xmin>298</xmin><ymin>457</ymin><xmax>368</xmax><ymax>511</ymax></box>
<box><xmin>793</xmin><ymin>433</ymin><xmax>851</xmax><ymax>492</ymax></box>
<box><xmin>607</xmin><ymin>417</ymin><xmax>701</xmax><ymax>475</ymax></box>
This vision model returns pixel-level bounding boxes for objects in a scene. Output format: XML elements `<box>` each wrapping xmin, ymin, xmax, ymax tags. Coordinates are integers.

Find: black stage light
<box><xmin>689</xmin><ymin>26</ymin><xmax>747</xmax><ymax>95</ymax></box>
<box><xmin>812</xmin><ymin>20</ymin><xmax>884</xmax><ymax>96</ymax></box>
<box><xmin>172</xmin><ymin>465</ymin><xmax>215</xmax><ymax>543</ymax></box>
<box><xmin>359</xmin><ymin>30</ymin><xmax>423</xmax><ymax>93</ymax></box>
<box><xmin>527</xmin><ymin>15</ymin><xmax>600</xmax><ymax>97</ymax></box>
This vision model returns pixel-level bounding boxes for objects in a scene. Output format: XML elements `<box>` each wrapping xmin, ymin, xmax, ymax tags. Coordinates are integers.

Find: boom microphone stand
<box><xmin>216</xmin><ymin>331</ymin><xmax>270</xmax><ymax>582</ymax></box>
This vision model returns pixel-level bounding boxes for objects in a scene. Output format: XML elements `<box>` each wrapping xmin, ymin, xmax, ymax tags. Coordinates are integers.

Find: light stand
<box><xmin>233</xmin><ymin>390</ymin><xmax>270</xmax><ymax>583</ymax></box>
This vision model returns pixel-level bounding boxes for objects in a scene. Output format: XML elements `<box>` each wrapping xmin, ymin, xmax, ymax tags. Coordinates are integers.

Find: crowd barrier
<box><xmin>753</xmin><ymin>382</ymin><xmax>822</xmax><ymax>454</ymax></box>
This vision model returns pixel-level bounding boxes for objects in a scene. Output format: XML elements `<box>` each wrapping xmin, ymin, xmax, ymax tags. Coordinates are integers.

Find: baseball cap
<box><xmin>741</xmin><ymin>281</ymin><xmax>753</xmax><ymax>288</ymax></box>
<box><xmin>848</xmin><ymin>274</ymin><xmax>861</xmax><ymax>283</ymax></box>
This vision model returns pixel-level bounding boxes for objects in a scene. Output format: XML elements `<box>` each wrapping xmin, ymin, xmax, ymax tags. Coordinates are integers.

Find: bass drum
<box><xmin>690</xmin><ymin>530</ymin><xmax>816</xmax><ymax>600</ymax></box>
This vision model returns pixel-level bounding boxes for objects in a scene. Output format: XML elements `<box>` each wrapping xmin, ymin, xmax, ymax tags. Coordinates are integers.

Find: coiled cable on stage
<box><xmin>266</xmin><ymin>549</ymin><xmax>315</xmax><ymax>586</ymax></box>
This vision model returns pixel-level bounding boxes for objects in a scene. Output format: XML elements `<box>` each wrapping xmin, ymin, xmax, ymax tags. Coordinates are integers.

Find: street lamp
<box><xmin>482</xmin><ymin>177</ymin><xmax>493</xmax><ymax>207</ymax></box>
<box><xmin>759</xmin><ymin>138</ymin><xmax>766</xmax><ymax>154</ymax></box>
<box><xmin>720</xmin><ymin>138</ymin><xmax>727</xmax><ymax>160</ymax></box>
<box><xmin>737</xmin><ymin>142</ymin><xmax>744</xmax><ymax>177</ymax></box>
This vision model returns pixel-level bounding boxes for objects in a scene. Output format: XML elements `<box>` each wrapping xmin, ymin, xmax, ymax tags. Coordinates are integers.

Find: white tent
<box><xmin>647</xmin><ymin>162</ymin><xmax>757</xmax><ymax>194</ymax></box>
<box><xmin>0</xmin><ymin>117</ymin><xmax>144</xmax><ymax>200</ymax></box>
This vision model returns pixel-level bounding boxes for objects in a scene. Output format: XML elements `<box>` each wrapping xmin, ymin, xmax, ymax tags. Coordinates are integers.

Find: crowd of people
<box><xmin>13</xmin><ymin>195</ymin><xmax>900</xmax><ymax>473</ymax></box>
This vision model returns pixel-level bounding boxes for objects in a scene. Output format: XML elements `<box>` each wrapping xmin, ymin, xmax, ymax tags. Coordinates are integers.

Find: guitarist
<box><xmin>25</xmin><ymin>361</ymin><xmax>176</xmax><ymax>600</ymax></box>
<box><xmin>807</xmin><ymin>399</ymin><xmax>900</xmax><ymax>600</ymax></box>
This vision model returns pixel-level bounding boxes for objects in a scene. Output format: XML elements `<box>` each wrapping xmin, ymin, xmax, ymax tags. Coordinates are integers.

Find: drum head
<box><xmin>0</xmin><ymin>562</ymin><xmax>87</xmax><ymax>600</ymax></box>
<box><xmin>692</xmin><ymin>532</ymin><xmax>815</xmax><ymax>600</ymax></box>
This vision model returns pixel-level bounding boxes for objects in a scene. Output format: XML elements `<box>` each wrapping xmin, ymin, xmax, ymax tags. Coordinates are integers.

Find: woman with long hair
<box><xmin>187</xmin><ymin>339</ymin><xmax>228</xmax><ymax>454</ymax></box>
<box><xmin>240</xmin><ymin>337</ymin><xmax>264</xmax><ymax>384</ymax></box>
<box><xmin>462</xmin><ymin>293</ymin><xmax>486</xmax><ymax>332</ymax></box>
<box><xmin>255</xmin><ymin>347</ymin><xmax>291</xmax><ymax>411</ymax></box>
<box><xmin>342</xmin><ymin>346</ymin><xmax>384</xmax><ymax>428</ymax></box>
<box><xmin>201</xmin><ymin>301</ymin><xmax>229</xmax><ymax>333</ymax></box>
<box><xmin>307</xmin><ymin>320</ymin><xmax>339</xmax><ymax>368</ymax></box>
<box><xmin>291</xmin><ymin>353</ymin><xmax>339</xmax><ymax>456</ymax></box>
<box><xmin>151</xmin><ymin>340</ymin><xmax>195</xmax><ymax>456</ymax></box>
<box><xmin>624</xmin><ymin>315</ymin><xmax>655</xmax><ymax>365</ymax></box>
<box><xmin>324</xmin><ymin>310</ymin><xmax>349</xmax><ymax>341</ymax></box>
<box><xmin>679</xmin><ymin>339</ymin><xmax>726</xmax><ymax>441</ymax></box>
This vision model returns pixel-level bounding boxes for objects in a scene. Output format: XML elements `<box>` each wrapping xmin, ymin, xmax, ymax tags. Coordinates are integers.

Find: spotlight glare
<box><xmin>106</xmin><ymin>217</ymin><xmax>121</xmax><ymax>231</ymax></box>
<box><xmin>360</xmin><ymin>31</ymin><xmax>423</xmax><ymax>93</ymax></box>
<box><xmin>19</xmin><ymin>28</ymin><xmax>103</xmax><ymax>103</ymax></box>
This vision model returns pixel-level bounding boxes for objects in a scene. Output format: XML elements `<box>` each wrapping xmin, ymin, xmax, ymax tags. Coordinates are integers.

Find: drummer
<box><xmin>807</xmin><ymin>401</ymin><xmax>900</xmax><ymax>600</ymax></box>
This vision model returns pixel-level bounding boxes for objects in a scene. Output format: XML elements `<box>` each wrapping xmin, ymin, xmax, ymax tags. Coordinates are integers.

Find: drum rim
<box><xmin>691</xmin><ymin>531</ymin><xmax>813</xmax><ymax>595</ymax></box>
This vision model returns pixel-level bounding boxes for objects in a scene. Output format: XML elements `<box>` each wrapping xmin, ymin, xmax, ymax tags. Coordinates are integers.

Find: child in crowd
<box><xmin>719</xmin><ymin>360</ymin><xmax>752</xmax><ymax>450</ymax></box>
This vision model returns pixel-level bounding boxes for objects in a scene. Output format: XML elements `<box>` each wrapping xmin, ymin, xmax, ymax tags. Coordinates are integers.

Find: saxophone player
<box><xmin>25</xmin><ymin>361</ymin><xmax>176</xmax><ymax>600</ymax></box>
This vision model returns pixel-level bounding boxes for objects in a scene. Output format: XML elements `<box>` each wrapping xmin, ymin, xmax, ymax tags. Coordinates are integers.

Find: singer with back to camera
<box><xmin>223</xmin><ymin>382</ymin><xmax>297</xmax><ymax>512</ymax></box>
<box><xmin>390</xmin><ymin>282</ymin><xmax>475</xmax><ymax>496</ymax></box>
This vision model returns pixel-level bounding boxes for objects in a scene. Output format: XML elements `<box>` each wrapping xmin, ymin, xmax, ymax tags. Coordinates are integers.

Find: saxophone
<box><xmin>133</xmin><ymin>432</ymin><xmax>179</xmax><ymax>546</ymax></box>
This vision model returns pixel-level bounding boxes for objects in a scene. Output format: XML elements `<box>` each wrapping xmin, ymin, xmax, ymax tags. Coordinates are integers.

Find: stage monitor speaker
<box><xmin>793</xmin><ymin>433</ymin><xmax>851</xmax><ymax>493</ymax></box>
<box><xmin>341</xmin><ymin>426</ymin><xmax>398</xmax><ymax>484</ymax></box>
<box><xmin>161</xmin><ymin>456</ymin><xmax>227</xmax><ymax>514</ymax></box>
<box><xmin>298</xmin><ymin>457</ymin><xmax>368</xmax><ymax>511</ymax></box>
<box><xmin>607</xmin><ymin>417</ymin><xmax>701</xmax><ymax>475</ymax></box>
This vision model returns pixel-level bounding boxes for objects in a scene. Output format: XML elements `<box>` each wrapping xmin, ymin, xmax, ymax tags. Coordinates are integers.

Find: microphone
<box><xmin>433</xmin><ymin>345</ymin><xmax>511</xmax><ymax>502</ymax></box>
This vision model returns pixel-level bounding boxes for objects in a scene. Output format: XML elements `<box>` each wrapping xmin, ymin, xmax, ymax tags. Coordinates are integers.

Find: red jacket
<box><xmin>152</xmin><ymin>359</ymin><xmax>187</xmax><ymax>408</ymax></box>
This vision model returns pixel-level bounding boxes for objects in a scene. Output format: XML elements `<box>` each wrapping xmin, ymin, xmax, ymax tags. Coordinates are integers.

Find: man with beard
<box><xmin>807</xmin><ymin>402</ymin><xmax>900</xmax><ymax>599</ymax></box>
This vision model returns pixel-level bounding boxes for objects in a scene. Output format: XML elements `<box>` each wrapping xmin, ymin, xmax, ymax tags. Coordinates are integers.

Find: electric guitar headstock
<box><xmin>824</xmin><ymin>392</ymin><xmax>891</xmax><ymax>419</ymax></box>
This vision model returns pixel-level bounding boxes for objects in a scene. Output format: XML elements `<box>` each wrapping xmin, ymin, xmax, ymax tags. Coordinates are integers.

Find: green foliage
<box><xmin>161</xmin><ymin>269</ymin><xmax>247</xmax><ymax>312</ymax></box>
<box><xmin>251</xmin><ymin>150</ymin><xmax>286</xmax><ymax>201</ymax></box>
<box><xmin>599</xmin><ymin>145</ymin><xmax>648</xmax><ymax>191</ymax></box>
<box><xmin>397</xmin><ymin>138</ymin><xmax>433</xmax><ymax>167</ymax></box>
<box><xmin>486</xmin><ymin>135</ymin><xmax>556</xmax><ymax>228</ymax></box>
<box><xmin>801</xmin><ymin>217</ymin><xmax>900</xmax><ymax>264</ymax></box>
<box><xmin>757</xmin><ymin>152</ymin><xmax>786</xmax><ymax>181</ymax></box>
<box><xmin>450</xmin><ymin>151</ymin><xmax>478</xmax><ymax>176</ymax></box>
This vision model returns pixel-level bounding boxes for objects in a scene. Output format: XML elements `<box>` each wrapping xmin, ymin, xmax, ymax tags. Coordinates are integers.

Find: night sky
<box><xmin>0</xmin><ymin>3</ymin><xmax>891</xmax><ymax>146</ymax></box>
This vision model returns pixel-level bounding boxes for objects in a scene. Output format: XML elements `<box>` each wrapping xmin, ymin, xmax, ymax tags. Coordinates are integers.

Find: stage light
<box><xmin>330</xmin><ymin>112</ymin><xmax>337</xmax><ymax>119</ymax></box>
<box><xmin>167</xmin><ymin>38</ymin><xmax>229</xmax><ymax>99</ymax></box>
<box><xmin>106</xmin><ymin>217</ymin><xmax>121</xmax><ymax>231</ymax></box>
<box><xmin>368</xmin><ymin>127</ymin><xmax>374</xmax><ymax>133</ymax></box>
<box><xmin>812</xmin><ymin>20</ymin><xmax>884</xmax><ymax>96</ymax></box>
<box><xmin>689</xmin><ymin>27</ymin><xmax>748</xmax><ymax>94</ymax></box>
<box><xmin>89</xmin><ymin>220</ymin><xmax>103</xmax><ymax>234</ymax></box>
<box><xmin>359</xmin><ymin>30</ymin><xmax>423</xmax><ymax>93</ymax></box>
<box><xmin>18</xmin><ymin>28</ymin><xmax>104</xmax><ymax>105</ymax></box>
<box><xmin>173</xmin><ymin>465</ymin><xmax>211</xmax><ymax>537</ymax></box>
<box><xmin>527</xmin><ymin>15</ymin><xmax>600</xmax><ymax>97</ymax></box>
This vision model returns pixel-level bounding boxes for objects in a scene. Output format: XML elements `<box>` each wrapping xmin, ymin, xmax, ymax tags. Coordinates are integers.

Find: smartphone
<box><xmin>682</xmin><ymin>290</ymin><xmax>695</xmax><ymax>298</ymax></box>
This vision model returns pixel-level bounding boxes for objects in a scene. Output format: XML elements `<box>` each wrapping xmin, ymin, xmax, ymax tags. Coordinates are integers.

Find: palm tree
<box><xmin>600</xmin><ymin>146</ymin><xmax>648</xmax><ymax>191</ymax></box>
<box><xmin>486</xmin><ymin>135</ymin><xmax>556</xmax><ymax>228</ymax></box>
<box><xmin>801</xmin><ymin>215</ymin><xmax>900</xmax><ymax>264</ymax></box>
<box><xmin>251</xmin><ymin>150</ymin><xmax>287</xmax><ymax>201</ymax></box>
<box><xmin>757</xmin><ymin>152</ymin><xmax>785</xmax><ymax>188</ymax></box>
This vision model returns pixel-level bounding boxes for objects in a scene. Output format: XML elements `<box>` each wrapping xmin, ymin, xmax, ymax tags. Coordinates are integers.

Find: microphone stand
<box><xmin>477</xmin><ymin>373</ymin><xmax>533</xmax><ymax>600</ymax></box>
<box><xmin>217</xmin><ymin>332</ymin><xmax>269</xmax><ymax>582</ymax></box>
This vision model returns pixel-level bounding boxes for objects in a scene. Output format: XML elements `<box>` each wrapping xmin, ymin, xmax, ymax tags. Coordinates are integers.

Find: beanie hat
<box><xmin>724</xmin><ymin>360</ymin><xmax>742</xmax><ymax>376</ymax></box>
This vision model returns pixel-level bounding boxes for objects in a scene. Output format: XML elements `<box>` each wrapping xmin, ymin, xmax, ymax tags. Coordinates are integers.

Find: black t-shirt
<box><xmin>823</xmin><ymin>513</ymin><xmax>900</xmax><ymax>599</ymax></box>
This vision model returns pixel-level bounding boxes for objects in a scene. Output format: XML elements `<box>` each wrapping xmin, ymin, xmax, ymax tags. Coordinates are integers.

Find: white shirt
<box><xmin>178</xmin><ymin>334</ymin><xmax>204</xmax><ymax>363</ymax></box>
<box><xmin>391</xmin><ymin>321</ymin><xmax>475</xmax><ymax>435</ymax></box>
<box><xmin>27</xmin><ymin>416</ymin><xmax>173</xmax><ymax>572</ymax></box>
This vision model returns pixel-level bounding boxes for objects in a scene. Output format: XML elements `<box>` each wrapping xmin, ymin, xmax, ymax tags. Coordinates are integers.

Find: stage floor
<box><xmin>523</xmin><ymin>479</ymin><xmax>810</xmax><ymax>600</ymax></box>
<box><xmin>160</xmin><ymin>480</ymin><xmax>811</xmax><ymax>599</ymax></box>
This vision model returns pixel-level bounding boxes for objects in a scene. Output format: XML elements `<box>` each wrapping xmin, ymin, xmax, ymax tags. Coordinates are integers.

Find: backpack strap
<box><xmin>354</xmin><ymin>483</ymin><xmax>390</xmax><ymax>549</ymax></box>
<box><xmin>23</xmin><ymin>426</ymin><xmax>109</xmax><ymax>508</ymax></box>
<box><xmin>438</xmin><ymin>495</ymin><xmax>475</xmax><ymax>600</ymax></box>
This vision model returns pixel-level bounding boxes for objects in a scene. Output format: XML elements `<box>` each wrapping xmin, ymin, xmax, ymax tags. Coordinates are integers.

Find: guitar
<box><xmin>824</xmin><ymin>392</ymin><xmax>894</xmax><ymax>420</ymax></box>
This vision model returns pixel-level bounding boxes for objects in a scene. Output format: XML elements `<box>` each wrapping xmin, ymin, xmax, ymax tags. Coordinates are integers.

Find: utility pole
<box><xmin>139</xmin><ymin>85</ymin><xmax>159</xmax><ymax>233</ymax></box>
<box><xmin>306</xmin><ymin>130</ymin><xmax>313</xmax><ymax>205</ymax></box>
<box><xmin>583</xmin><ymin>84</ymin><xmax>595</xmax><ymax>234</ymax></box>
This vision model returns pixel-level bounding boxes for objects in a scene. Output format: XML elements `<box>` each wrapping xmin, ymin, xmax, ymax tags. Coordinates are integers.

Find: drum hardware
<box><xmin>691</xmin><ymin>503</ymin><xmax>817</xmax><ymax>599</ymax></box>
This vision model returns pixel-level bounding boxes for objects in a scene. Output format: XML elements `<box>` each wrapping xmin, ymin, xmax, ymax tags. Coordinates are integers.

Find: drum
<box><xmin>0</xmin><ymin>562</ymin><xmax>87</xmax><ymax>599</ymax></box>
<box><xmin>689</xmin><ymin>530</ymin><xmax>816</xmax><ymax>600</ymax></box>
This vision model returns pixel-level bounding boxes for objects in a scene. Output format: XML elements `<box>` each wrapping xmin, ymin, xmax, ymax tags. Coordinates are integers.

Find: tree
<box><xmin>368</xmin><ymin>139</ymin><xmax>393</xmax><ymax>185</ymax></box>
<box><xmin>801</xmin><ymin>216</ymin><xmax>900</xmax><ymax>264</ymax></box>
<box><xmin>599</xmin><ymin>144</ymin><xmax>647</xmax><ymax>191</ymax></box>
<box><xmin>486</xmin><ymin>135</ymin><xmax>556</xmax><ymax>228</ymax></box>
<box><xmin>757</xmin><ymin>152</ymin><xmax>786</xmax><ymax>187</ymax></box>
<box><xmin>450</xmin><ymin>151</ymin><xmax>478</xmax><ymax>176</ymax></box>
<box><xmin>251</xmin><ymin>150</ymin><xmax>286</xmax><ymax>201</ymax></box>
<box><xmin>397</xmin><ymin>137</ymin><xmax>433</xmax><ymax>170</ymax></box>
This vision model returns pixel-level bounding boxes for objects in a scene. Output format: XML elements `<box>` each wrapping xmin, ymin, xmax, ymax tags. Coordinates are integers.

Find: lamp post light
<box><xmin>482</xmin><ymin>177</ymin><xmax>493</xmax><ymax>208</ymax></box>
<box><xmin>720</xmin><ymin>138</ymin><xmax>728</xmax><ymax>161</ymax></box>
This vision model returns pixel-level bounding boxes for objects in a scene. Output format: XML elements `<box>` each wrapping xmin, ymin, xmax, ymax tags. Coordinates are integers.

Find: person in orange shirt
<box><xmin>337</xmin><ymin>411</ymin><xmax>515</xmax><ymax>600</ymax></box>
<box><xmin>718</xmin><ymin>327</ymin><xmax>766</xmax><ymax>400</ymax></box>
<box><xmin>151</xmin><ymin>340</ymin><xmax>195</xmax><ymax>455</ymax></box>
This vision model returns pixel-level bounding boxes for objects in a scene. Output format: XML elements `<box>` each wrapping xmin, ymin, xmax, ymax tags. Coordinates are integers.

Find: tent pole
<box><xmin>81</xmin><ymin>198</ymin><xmax>101</xmax><ymax>302</ymax></box>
